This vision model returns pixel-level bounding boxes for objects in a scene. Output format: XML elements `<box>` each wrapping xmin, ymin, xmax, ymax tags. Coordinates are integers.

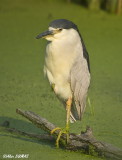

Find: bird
<box><xmin>36</xmin><ymin>19</ymin><xmax>90</xmax><ymax>147</ymax></box>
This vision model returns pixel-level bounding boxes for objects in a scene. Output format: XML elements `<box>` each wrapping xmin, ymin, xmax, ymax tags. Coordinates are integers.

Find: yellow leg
<box><xmin>50</xmin><ymin>97</ymin><xmax>72</xmax><ymax>148</ymax></box>
<box><xmin>66</xmin><ymin>97</ymin><xmax>72</xmax><ymax>143</ymax></box>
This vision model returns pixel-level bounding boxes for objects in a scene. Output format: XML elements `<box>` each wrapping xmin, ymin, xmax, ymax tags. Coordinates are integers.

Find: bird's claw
<box><xmin>50</xmin><ymin>127</ymin><xmax>61</xmax><ymax>135</ymax></box>
<box><xmin>51</xmin><ymin>127</ymin><xmax>69</xmax><ymax>148</ymax></box>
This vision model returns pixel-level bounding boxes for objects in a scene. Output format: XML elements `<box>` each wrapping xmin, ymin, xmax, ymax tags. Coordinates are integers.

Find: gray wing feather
<box><xmin>70</xmin><ymin>54</ymin><xmax>90</xmax><ymax>122</ymax></box>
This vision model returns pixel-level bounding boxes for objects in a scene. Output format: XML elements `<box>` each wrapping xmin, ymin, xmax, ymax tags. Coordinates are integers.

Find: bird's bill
<box><xmin>36</xmin><ymin>30</ymin><xmax>54</xmax><ymax>39</ymax></box>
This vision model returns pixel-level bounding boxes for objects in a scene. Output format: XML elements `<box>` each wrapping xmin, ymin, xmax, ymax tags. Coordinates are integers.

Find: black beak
<box><xmin>36</xmin><ymin>30</ymin><xmax>54</xmax><ymax>39</ymax></box>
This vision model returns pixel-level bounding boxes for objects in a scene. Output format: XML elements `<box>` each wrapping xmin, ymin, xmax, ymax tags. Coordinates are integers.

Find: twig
<box><xmin>0</xmin><ymin>123</ymin><xmax>54</xmax><ymax>141</ymax></box>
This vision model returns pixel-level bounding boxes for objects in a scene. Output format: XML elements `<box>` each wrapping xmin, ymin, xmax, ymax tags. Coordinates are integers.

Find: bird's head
<box><xmin>36</xmin><ymin>19</ymin><xmax>80</xmax><ymax>42</ymax></box>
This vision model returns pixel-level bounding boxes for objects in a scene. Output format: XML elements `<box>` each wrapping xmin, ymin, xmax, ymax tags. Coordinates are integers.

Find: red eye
<box><xmin>59</xmin><ymin>28</ymin><xmax>63</xmax><ymax>31</ymax></box>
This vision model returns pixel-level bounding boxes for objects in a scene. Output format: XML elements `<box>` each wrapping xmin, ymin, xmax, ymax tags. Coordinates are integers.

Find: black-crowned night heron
<box><xmin>36</xmin><ymin>19</ymin><xmax>90</xmax><ymax>147</ymax></box>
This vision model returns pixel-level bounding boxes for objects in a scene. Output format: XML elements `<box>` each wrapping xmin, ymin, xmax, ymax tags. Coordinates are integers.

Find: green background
<box><xmin>0</xmin><ymin>0</ymin><xmax>122</xmax><ymax>159</ymax></box>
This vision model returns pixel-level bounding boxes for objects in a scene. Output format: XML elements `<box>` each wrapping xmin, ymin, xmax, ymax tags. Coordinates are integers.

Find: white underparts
<box><xmin>44</xmin><ymin>28</ymin><xmax>83</xmax><ymax>100</ymax></box>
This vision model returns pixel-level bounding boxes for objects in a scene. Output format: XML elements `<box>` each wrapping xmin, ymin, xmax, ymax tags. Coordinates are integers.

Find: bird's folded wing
<box><xmin>70</xmin><ymin>54</ymin><xmax>90</xmax><ymax>122</ymax></box>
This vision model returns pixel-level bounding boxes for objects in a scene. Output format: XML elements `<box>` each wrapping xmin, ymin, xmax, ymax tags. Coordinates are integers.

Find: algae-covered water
<box><xmin>0</xmin><ymin>0</ymin><xmax>122</xmax><ymax>159</ymax></box>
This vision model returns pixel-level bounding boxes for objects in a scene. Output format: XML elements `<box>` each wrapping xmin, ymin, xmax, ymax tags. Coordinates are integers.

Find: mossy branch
<box><xmin>1</xmin><ymin>108</ymin><xmax>122</xmax><ymax>160</ymax></box>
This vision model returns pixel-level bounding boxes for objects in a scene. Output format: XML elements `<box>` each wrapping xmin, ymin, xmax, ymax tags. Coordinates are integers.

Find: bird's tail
<box><xmin>70</xmin><ymin>98</ymin><xmax>86</xmax><ymax>123</ymax></box>
<box><xmin>70</xmin><ymin>112</ymin><xmax>77</xmax><ymax>123</ymax></box>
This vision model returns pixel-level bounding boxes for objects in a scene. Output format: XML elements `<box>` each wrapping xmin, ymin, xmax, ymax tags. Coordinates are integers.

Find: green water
<box><xmin>0</xmin><ymin>0</ymin><xmax>122</xmax><ymax>159</ymax></box>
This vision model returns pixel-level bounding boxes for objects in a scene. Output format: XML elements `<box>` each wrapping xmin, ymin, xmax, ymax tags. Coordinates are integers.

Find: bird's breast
<box><xmin>44</xmin><ymin>40</ymin><xmax>82</xmax><ymax>99</ymax></box>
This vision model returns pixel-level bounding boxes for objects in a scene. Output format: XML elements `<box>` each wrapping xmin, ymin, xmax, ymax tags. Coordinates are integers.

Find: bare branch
<box><xmin>1</xmin><ymin>108</ymin><xmax>122</xmax><ymax>160</ymax></box>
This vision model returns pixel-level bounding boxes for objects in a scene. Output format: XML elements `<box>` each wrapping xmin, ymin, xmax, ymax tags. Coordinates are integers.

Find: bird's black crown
<box><xmin>49</xmin><ymin>19</ymin><xmax>78</xmax><ymax>31</ymax></box>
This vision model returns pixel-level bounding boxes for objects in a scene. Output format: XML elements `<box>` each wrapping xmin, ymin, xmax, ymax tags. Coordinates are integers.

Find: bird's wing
<box><xmin>70</xmin><ymin>53</ymin><xmax>90</xmax><ymax>122</ymax></box>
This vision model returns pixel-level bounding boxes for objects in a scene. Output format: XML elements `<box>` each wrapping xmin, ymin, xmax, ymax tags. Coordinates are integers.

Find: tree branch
<box><xmin>0</xmin><ymin>122</ymin><xmax>54</xmax><ymax>142</ymax></box>
<box><xmin>1</xmin><ymin>108</ymin><xmax>122</xmax><ymax>160</ymax></box>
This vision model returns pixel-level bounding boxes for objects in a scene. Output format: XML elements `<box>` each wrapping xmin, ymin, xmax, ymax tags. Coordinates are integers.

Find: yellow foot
<box><xmin>51</xmin><ymin>127</ymin><xmax>69</xmax><ymax>148</ymax></box>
